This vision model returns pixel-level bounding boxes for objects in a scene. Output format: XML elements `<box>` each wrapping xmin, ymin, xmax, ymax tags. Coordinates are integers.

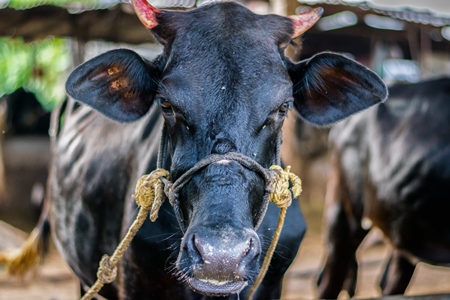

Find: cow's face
<box><xmin>66</xmin><ymin>1</ymin><xmax>387</xmax><ymax>296</ymax></box>
<box><xmin>159</xmin><ymin>5</ymin><xmax>292</xmax><ymax>168</ymax></box>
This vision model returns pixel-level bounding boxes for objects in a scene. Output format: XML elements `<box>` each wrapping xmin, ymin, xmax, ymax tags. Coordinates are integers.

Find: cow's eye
<box><xmin>279</xmin><ymin>100</ymin><xmax>293</xmax><ymax>115</ymax></box>
<box><xmin>158</xmin><ymin>97</ymin><xmax>173</xmax><ymax>112</ymax></box>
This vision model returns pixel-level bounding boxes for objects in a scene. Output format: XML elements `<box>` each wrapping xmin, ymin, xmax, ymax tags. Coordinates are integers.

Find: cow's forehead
<box><xmin>161</xmin><ymin>2</ymin><xmax>293</xmax><ymax>62</ymax></box>
<box><xmin>157</xmin><ymin>2</ymin><xmax>293</xmax><ymax>104</ymax></box>
<box><xmin>174</xmin><ymin>2</ymin><xmax>293</xmax><ymax>34</ymax></box>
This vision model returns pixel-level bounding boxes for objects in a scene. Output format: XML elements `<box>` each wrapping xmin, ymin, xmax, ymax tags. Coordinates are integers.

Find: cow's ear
<box><xmin>66</xmin><ymin>49</ymin><xmax>159</xmax><ymax>122</ymax></box>
<box><xmin>288</xmin><ymin>52</ymin><xmax>387</xmax><ymax>126</ymax></box>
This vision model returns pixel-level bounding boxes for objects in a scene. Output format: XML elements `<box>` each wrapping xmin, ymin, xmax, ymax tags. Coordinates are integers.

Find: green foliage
<box><xmin>0</xmin><ymin>38</ymin><xmax>33</xmax><ymax>96</ymax></box>
<box><xmin>0</xmin><ymin>37</ymin><xmax>71</xmax><ymax>110</ymax></box>
<box><xmin>7</xmin><ymin>0</ymin><xmax>98</xmax><ymax>9</ymax></box>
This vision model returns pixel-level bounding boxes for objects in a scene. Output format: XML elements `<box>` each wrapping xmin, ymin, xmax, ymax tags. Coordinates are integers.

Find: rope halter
<box><xmin>81</xmin><ymin>152</ymin><xmax>302</xmax><ymax>300</ymax></box>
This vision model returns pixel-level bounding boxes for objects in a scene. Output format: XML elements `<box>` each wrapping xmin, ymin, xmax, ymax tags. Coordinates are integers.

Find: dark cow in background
<box><xmin>50</xmin><ymin>1</ymin><xmax>387</xmax><ymax>299</ymax></box>
<box><xmin>318</xmin><ymin>77</ymin><xmax>450</xmax><ymax>298</ymax></box>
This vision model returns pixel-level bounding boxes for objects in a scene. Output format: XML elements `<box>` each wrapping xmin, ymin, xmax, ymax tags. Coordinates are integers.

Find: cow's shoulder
<box><xmin>53</xmin><ymin>104</ymin><xmax>163</xmax><ymax>201</ymax></box>
<box><xmin>388</xmin><ymin>76</ymin><xmax>450</xmax><ymax>99</ymax></box>
<box><xmin>365</xmin><ymin>78</ymin><xmax>450</xmax><ymax>200</ymax></box>
<box><xmin>379</xmin><ymin>77</ymin><xmax>450</xmax><ymax>153</ymax></box>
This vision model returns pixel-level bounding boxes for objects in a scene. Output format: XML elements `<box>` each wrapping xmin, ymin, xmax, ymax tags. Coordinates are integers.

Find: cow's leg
<box><xmin>317</xmin><ymin>203</ymin><xmax>368</xmax><ymax>298</ymax></box>
<box><xmin>379</xmin><ymin>250</ymin><xmax>415</xmax><ymax>295</ymax></box>
<box><xmin>317</xmin><ymin>152</ymin><xmax>368</xmax><ymax>298</ymax></box>
<box><xmin>341</xmin><ymin>252</ymin><xmax>359</xmax><ymax>297</ymax></box>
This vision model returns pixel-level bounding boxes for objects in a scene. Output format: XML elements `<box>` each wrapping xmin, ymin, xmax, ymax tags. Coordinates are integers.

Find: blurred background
<box><xmin>0</xmin><ymin>0</ymin><xmax>450</xmax><ymax>299</ymax></box>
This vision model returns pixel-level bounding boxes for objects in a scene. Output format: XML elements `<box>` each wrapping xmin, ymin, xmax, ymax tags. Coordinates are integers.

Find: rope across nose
<box><xmin>80</xmin><ymin>152</ymin><xmax>302</xmax><ymax>300</ymax></box>
<box><xmin>152</xmin><ymin>152</ymin><xmax>276</xmax><ymax>232</ymax></box>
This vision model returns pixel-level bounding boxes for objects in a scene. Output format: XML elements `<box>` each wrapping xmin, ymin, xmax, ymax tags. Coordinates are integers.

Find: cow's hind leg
<box><xmin>379</xmin><ymin>249</ymin><xmax>415</xmax><ymax>295</ymax></box>
<box><xmin>317</xmin><ymin>152</ymin><xmax>368</xmax><ymax>298</ymax></box>
<box><xmin>317</xmin><ymin>202</ymin><xmax>368</xmax><ymax>298</ymax></box>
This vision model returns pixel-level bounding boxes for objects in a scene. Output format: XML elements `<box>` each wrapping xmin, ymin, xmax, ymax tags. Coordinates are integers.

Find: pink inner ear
<box><xmin>131</xmin><ymin>0</ymin><xmax>162</xmax><ymax>29</ymax></box>
<box><xmin>289</xmin><ymin>7</ymin><xmax>323</xmax><ymax>39</ymax></box>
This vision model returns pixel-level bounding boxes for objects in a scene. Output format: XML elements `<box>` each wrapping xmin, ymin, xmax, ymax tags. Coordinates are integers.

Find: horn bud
<box><xmin>131</xmin><ymin>0</ymin><xmax>162</xmax><ymax>29</ymax></box>
<box><xmin>289</xmin><ymin>7</ymin><xmax>323</xmax><ymax>39</ymax></box>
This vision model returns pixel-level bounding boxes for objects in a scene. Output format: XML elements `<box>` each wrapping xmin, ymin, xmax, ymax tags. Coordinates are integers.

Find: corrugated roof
<box><xmin>298</xmin><ymin>0</ymin><xmax>450</xmax><ymax>27</ymax></box>
<box><xmin>0</xmin><ymin>0</ymin><xmax>246</xmax><ymax>43</ymax></box>
<box><xmin>0</xmin><ymin>0</ymin><xmax>198</xmax><ymax>10</ymax></box>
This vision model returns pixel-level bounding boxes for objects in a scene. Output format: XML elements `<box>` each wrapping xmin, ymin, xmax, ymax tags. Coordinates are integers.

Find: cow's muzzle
<box><xmin>182</xmin><ymin>230</ymin><xmax>260</xmax><ymax>296</ymax></box>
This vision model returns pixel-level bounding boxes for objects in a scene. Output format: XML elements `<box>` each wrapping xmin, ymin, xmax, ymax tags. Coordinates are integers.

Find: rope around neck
<box><xmin>80</xmin><ymin>161</ymin><xmax>301</xmax><ymax>300</ymax></box>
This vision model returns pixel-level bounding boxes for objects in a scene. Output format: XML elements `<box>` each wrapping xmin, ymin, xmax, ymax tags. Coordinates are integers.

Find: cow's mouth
<box><xmin>188</xmin><ymin>277</ymin><xmax>248</xmax><ymax>296</ymax></box>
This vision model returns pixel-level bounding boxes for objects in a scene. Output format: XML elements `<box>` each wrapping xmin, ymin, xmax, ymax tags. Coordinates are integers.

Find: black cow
<box><xmin>50</xmin><ymin>1</ymin><xmax>387</xmax><ymax>299</ymax></box>
<box><xmin>318</xmin><ymin>77</ymin><xmax>450</xmax><ymax>298</ymax></box>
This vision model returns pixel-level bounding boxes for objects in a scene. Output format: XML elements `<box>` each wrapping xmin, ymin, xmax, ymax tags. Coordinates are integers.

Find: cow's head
<box><xmin>66</xmin><ymin>0</ymin><xmax>387</xmax><ymax>296</ymax></box>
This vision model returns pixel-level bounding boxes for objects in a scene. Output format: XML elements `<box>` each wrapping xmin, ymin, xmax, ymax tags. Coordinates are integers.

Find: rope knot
<box><xmin>269</xmin><ymin>165</ymin><xmax>302</xmax><ymax>208</ymax></box>
<box><xmin>97</xmin><ymin>255</ymin><xmax>117</xmax><ymax>284</ymax></box>
<box><xmin>132</xmin><ymin>168</ymin><xmax>171</xmax><ymax>222</ymax></box>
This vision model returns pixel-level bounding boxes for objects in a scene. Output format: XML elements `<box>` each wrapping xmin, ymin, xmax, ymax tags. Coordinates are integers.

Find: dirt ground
<box><xmin>1</xmin><ymin>200</ymin><xmax>450</xmax><ymax>300</ymax></box>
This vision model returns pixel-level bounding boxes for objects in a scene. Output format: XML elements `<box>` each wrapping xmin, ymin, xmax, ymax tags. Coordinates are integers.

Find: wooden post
<box><xmin>269</xmin><ymin>0</ymin><xmax>286</xmax><ymax>15</ymax></box>
<box><xmin>407</xmin><ymin>24</ymin><xmax>421</xmax><ymax>73</ymax></box>
<box><xmin>420</xmin><ymin>25</ymin><xmax>432</xmax><ymax>79</ymax></box>
<box><xmin>62</xmin><ymin>39</ymin><xmax>85</xmax><ymax>128</ymax></box>
<box><xmin>0</xmin><ymin>100</ymin><xmax>6</xmax><ymax>197</ymax></box>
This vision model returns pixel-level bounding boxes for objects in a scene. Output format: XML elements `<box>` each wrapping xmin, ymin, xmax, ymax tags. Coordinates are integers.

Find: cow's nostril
<box><xmin>192</xmin><ymin>235</ymin><xmax>215</xmax><ymax>266</ymax></box>
<box><xmin>239</xmin><ymin>237</ymin><xmax>260</xmax><ymax>271</ymax></box>
<box><xmin>186</xmin><ymin>234</ymin><xmax>203</xmax><ymax>265</ymax></box>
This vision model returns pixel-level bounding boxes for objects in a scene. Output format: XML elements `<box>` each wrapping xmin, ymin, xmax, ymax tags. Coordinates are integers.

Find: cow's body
<box><xmin>318</xmin><ymin>77</ymin><xmax>450</xmax><ymax>298</ymax></box>
<box><xmin>49</xmin><ymin>1</ymin><xmax>387</xmax><ymax>299</ymax></box>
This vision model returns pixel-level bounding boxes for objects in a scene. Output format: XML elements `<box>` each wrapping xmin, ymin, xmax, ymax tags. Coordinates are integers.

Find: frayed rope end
<box><xmin>0</xmin><ymin>228</ymin><xmax>42</xmax><ymax>277</ymax></box>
